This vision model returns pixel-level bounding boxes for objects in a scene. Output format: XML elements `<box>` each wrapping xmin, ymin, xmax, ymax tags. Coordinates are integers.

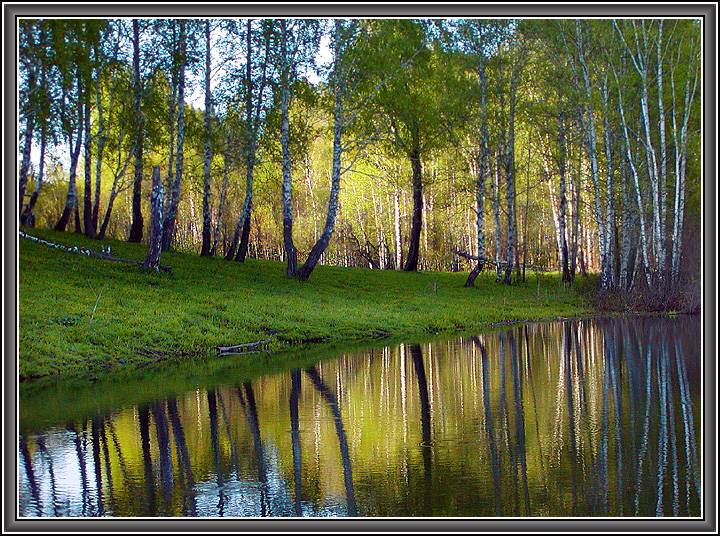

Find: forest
<box><xmin>18</xmin><ymin>18</ymin><xmax>701</xmax><ymax>301</ymax></box>
<box><xmin>16</xmin><ymin>16</ymin><xmax>707</xmax><ymax>522</ymax></box>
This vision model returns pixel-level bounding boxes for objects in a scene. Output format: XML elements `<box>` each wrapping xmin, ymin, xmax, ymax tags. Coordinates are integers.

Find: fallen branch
<box><xmin>454</xmin><ymin>249</ymin><xmax>548</xmax><ymax>273</ymax></box>
<box><xmin>216</xmin><ymin>338</ymin><xmax>272</xmax><ymax>356</ymax></box>
<box><xmin>20</xmin><ymin>231</ymin><xmax>172</xmax><ymax>273</ymax></box>
<box><xmin>455</xmin><ymin>249</ymin><xmax>486</xmax><ymax>262</ymax></box>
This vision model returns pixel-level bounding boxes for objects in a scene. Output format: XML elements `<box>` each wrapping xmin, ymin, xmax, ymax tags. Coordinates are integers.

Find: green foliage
<box><xmin>350</xmin><ymin>20</ymin><xmax>470</xmax><ymax>158</ymax></box>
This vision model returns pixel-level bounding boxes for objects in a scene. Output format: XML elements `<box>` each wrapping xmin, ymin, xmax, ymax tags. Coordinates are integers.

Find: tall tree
<box><xmin>162</xmin><ymin>19</ymin><xmax>189</xmax><ymax>251</ymax></box>
<box><xmin>128</xmin><ymin>19</ymin><xmax>144</xmax><ymax>242</ymax></box>
<box><xmin>277</xmin><ymin>18</ymin><xmax>322</xmax><ymax>276</ymax></box>
<box><xmin>18</xmin><ymin>20</ymin><xmax>40</xmax><ymax>221</ymax></box>
<box><xmin>53</xmin><ymin>23</ymin><xmax>86</xmax><ymax>232</ymax></box>
<box><xmin>294</xmin><ymin>19</ymin><xmax>359</xmax><ymax>281</ymax></box>
<box><xmin>200</xmin><ymin>19</ymin><xmax>214</xmax><ymax>256</ymax></box>
<box><xmin>502</xmin><ymin>51</ymin><xmax>520</xmax><ymax>285</ymax></box>
<box><xmin>19</xmin><ymin>21</ymin><xmax>51</xmax><ymax>227</ymax></box>
<box><xmin>226</xmin><ymin>19</ymin><xmax>275</xmax><ymax>262</ymax></box>
<box><xmin>356</xmin><ymin>20</ymin><xmax>467</xmax><ymax>272</ymax></box>
<box><xmin>452</xmin><ymin>20</ymin><xmax>511</xmax><ymax>287</ymax></box>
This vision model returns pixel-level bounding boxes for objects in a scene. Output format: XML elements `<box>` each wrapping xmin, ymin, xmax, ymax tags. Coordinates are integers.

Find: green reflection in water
<box><xmin>19</xmin><ymin>317</ymin><xmax>701</xmax><ymax>517</ymax></box>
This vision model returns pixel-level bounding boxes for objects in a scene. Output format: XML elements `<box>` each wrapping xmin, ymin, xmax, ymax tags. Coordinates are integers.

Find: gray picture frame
<box><xmin>4</xmin><ymin>2</ymin><xmax>716</xmax><ymax>532</ymax></box>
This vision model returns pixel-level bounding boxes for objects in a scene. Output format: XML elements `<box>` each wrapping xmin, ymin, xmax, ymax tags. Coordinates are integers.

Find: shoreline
<box><xmin>20</xmin><ymin>229</ymin><xmax>591</xmax><ymax>381</ymax></box>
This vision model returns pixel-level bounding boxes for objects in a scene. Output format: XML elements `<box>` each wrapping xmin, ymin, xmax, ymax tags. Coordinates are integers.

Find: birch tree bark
<box><xmin>20</xmin><ymin>42</ymin><xmax>46</xmax><ymax>227</ymax></box>
<box><xmin>492</xmin><ymin>154</ymin><xmax>503</xmax><ymax>281</ymax></box>
<box><xmin>18</xmin><ymin>26</ymin><xmax>38</xmax><ymax>220</ymax></box>
<box><xmin>669</xmin><ymin>45</ymin><xmax>699</xmax><ymax>283</ymax></box>
<box><xmin>18</xmin><ymin>99</ymin><xmax>35</xmax><ymax>222</ymax></box>
<box><xmin>601</xmin><ymin>75</ymin><xmax>617</xmax><ymax>288</ymax></box>
<box><xmin>575</xmin><ymin>21</ymin><xmax>608</xmax><ymax>288</ymax></box>
<box><xmin>656</xmin><ymin>21</ymin><xmax>668</xmax><ymax>277</ymax></box>
<box><xmin>557</xmin><ymin>111</ymin><xmax>572</xmax><ymax>285</ymax></box>
<box><xmin>211</xmin><ymin>157</ymin><xmax>229</xmax><ymax>257</ymax></box>
<box><xmin>162</xmin><ymin>19</ymin><xmax>187</xmax><ymax>251</ymax></box>
<box><xmin>295</xmin><ymin>21</ymin><xmax>348</xmax><ymax>281</ymax></box>
<box><xmin>91</xmin><ymin>42</ymin><xmax>107</xmax><ymax>237</ymax></box>
<box><xmin>569</xmin><ymin>139</ymin><xmax>581</xmax><ymax>283</ymax></box>
<box><xmin>20</xmin><ymin>121</ymin><xmax>45</xmax><ymax>227</ymax></box>
<box><xmin>200</xmin><ymin>20</ymin><xmax>213</xmax><ymax>257</ymax></box>
<box><xmin>233</xmin><ymin>19</ymin><xmax>272</xmax><ymax>263</ymax></box>
<box><xmin>393</xmin><ymin>187</ymin><xmax>402</xmax><ymax>269</ymax></box>
<box><xmin>614</xmin><ymin>20</ymin><xmax>663</xmax><ymax>282</ymax></box>
<box><xmin>465</xmin><ymin>59</ymin><xmax>489</xmax><ymax>287</ymax></box>
<box><xmin>55</xmin><ymin>79</ymin><xmax>85</xmax><ymax>232</ymax></box>
<box><xmin>619</xmin><ymin>157</ymin><xmax>634</xmax><ymax>290</ymax></box>
<box><xmin>614</xmin><ymin>65</ymin><xmax>652</xmax><ymax>288</ymax></box>
<box><xmin>279</xmin><ymin>19</ymin><xmax>298</xmax><ymax>277</ymax></box>
<box><xmin>143</xmin><ymin>166</ymin><xmax>164</xmax><ymax>271</ymax></box>
<box><xmin>502</xmin><ymin>54</ymin><xmax>520</xmax><ymax>285</ymax></box>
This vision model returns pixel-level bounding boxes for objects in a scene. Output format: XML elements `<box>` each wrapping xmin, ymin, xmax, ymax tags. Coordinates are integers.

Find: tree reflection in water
<box><xmin>19</xmin><ymin>317</ymin><xmax>701</xmax><ymax>518</ymax></box>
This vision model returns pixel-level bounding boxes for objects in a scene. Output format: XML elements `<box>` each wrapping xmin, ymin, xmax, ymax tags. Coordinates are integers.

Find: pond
<box><xmin>18</xmin><ymin>316</ymin><xmax>701</xmax><ymax>518</ymax></box>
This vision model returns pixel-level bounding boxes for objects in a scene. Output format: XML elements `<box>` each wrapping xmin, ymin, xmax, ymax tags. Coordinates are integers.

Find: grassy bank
<box><xmin>19</xmin><ymin>229</ymin><xmax>589</xmax><ymax>380</ymax></box>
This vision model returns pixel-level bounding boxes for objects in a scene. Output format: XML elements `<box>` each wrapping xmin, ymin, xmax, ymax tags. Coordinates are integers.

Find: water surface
<box><xmin>19</xmin><ymin>316</ymin><xmax>701</xmax><ymax>517</ymax></box>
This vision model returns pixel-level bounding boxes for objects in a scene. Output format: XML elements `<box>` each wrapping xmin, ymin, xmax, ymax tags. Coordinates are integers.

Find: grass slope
<box><xmin>19</xmin><ymin>229</ymin><xmax>589</xmax><ymax>380</ymax></box>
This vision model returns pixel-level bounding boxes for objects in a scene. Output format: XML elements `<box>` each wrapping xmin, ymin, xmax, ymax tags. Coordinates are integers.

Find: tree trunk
<box><xmin>403</xmin><ymin>148</ymin><xmax>423</xmax><ymax>272</ymax></box>
<box><xmin>233</xmin><ymin>148</ymin><xmax>255</xmax><ymax>262</ymax></box>
<box><xmin>575</xmin><ymin>21</ymin><xmax>607</xmax><ymax>286</ymax></box>
<box><xmin>18</xmin><ymin>116</ymin><xmax>34</xmax><ymax>221</ymax></box>
<box><xmin>521</xmin><ymin>136</ymin><xmax>531</xmax><ymax>282</ymax></box>
<box><xmin>92</xmin><ymin>49</ymin><xmax>106</xmax><ymax>237</ymax></box>
<box><xmin>280</xmin><ymin>20</ymin><xmax>297</xmax><ymax>277</ymax></box>
<box><xmin>97</xmin><ymin>190</ymin><xmax>117</xmax><ymax>241</ymax></box>
<box><xmin>235</xmin><ymin>20</ymin><xmax>260</xmax><ymax>263</ymax></box>
<box><xmin>393</xmin><ymin>187</ymin><xmax>402</xmax><ymax>269</ymax></box>
<box><xmin>615</xmin><ymin>68</ymin><xmax>652</xmax><ymax>288</ymax></box>
<box><xmin>640</xmin><ymin>82</ymin><xmax>663</xmax><ymax>280</ymax></box>
<box><xmin>601</xmin><ymin>76</ymin><xmax>616</xmax><ymax>289</ymax></box>
<box><xmin>211</xmin><ymin>159</ymin><xmax>229</xmax><ymax>256</ymax></box>
<box><xmin>548</xmin><ymin>177</ymin><xmax>563</xmax><ymax>272</ymax></box>
<box><xmin>128</xmin><ymin>19</ymin><xmax>144</xmax><ymax>243</ymax></box>
<box><xmin>296</xmin><ymin>32</ymin><xmax>344</xmax><ymax>281</ymax></box>
<box><xmin>55</xmin><ymin>81</ymin><xmax>84</xmax><ymax>232</ymax></box>
<box><xmin>18</xmin><ymin>50</ymin><xmax>37</xmax><ymax>220</ymax></box>
<box><xmin>503</xmin><ymin>69</ymin><xmax>518</xmax><ymax>285</ymax></box>
<box><xmin>656</xmin><ymin>21</ymin><xmax>668</xmax><ymax>280</ymax></box>
<box><xmin>228</xmin><ymin>19</ymin><xmax>272</xmax><ymax>263</ymax></box>
<box><xmin>619</xmin><ymin>157</ymin><xmax>633</xmax><ymax>290</ymax></box>
<box><xmin>465</xmin><ymin>60</ymin><xmax>488</xmax><ymax>288</ymax></box>
<box><xmin>143</xmin><ymin>166</ymin><xmax>164</xmax><ymax>270</ymax></box>
<box><xmin>21</xmin><ymin>123</ymin><xmax>46</xmax><ymax>227</ymax></box>
<box><xmin>670</xmin><ymin>53</ymin><xmax>698</xmax><ymax>283</ymax></box>
<box><xmin>74</xmin><ymin>198</ymin><xmax>82</xmax><ymax>234</ymax></box>
<box><xmin>570</xmin><ymin>140</ymin><xmax>581</xmax><ymax>283</ymax></box>
<box><xmin>492</xmin><ymin>155</ymin><xmax>503</xmax><ymax>281</ymax></box>
<box><xmin>557</xmin><ymin>112</ymin><xmax>571</xmax><ymax>285</ymax></box>
<box><xmin>83</xmin><ymin>91</ymin><xmax>94</xmax><ymax>237</ymax></box>
<box><xmin>162</xmin><ymin>20</ymin><xmax>187</xmax><ymax>251</ymax></box>
<box><xmin>200</xmin><ymin>20</ymin><xmax>213</xmax><ymax>257</ymax></box>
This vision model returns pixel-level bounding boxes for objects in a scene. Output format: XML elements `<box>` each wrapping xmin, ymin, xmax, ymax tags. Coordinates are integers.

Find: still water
<box><xmin>19</xmin><ymin>317</ymin><xmax>701</xmax><ymax>517</ymax></box>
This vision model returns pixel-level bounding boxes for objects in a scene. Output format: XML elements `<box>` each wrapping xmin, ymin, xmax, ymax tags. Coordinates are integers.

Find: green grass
<box><xmin>20</xmin><ymin>228</ymin><xmax>590</xmax><ymax>381</ymax></box>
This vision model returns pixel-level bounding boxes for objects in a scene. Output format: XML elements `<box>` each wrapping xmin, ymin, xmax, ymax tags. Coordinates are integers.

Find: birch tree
<box><xmin>53</xmin><ymin>23</ymin><xmax>86</xmax><ymax>232</ymax></box>
<box><xmin>128</xmin><ymin>19</ymin><xmax>144</xmax><ymax>242</ymax></box>
<box><xmin>225</xmin><ymin>19</ymin><xmax>275</xmax><ymax>262</ymax></box>
<box><xmin>161</xmin><ymin>19</ymin><xmax>189</xmax><ymax>251</ymax></box>
<box><xmin>200</xmin><ymin>19</ymin><xmax>214</xmax><ymax>256</ymax></box>
<box><xmin>453</xmin><ymin>20</ymin><xmax>511</xmax><ymax>287</ymax></box>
